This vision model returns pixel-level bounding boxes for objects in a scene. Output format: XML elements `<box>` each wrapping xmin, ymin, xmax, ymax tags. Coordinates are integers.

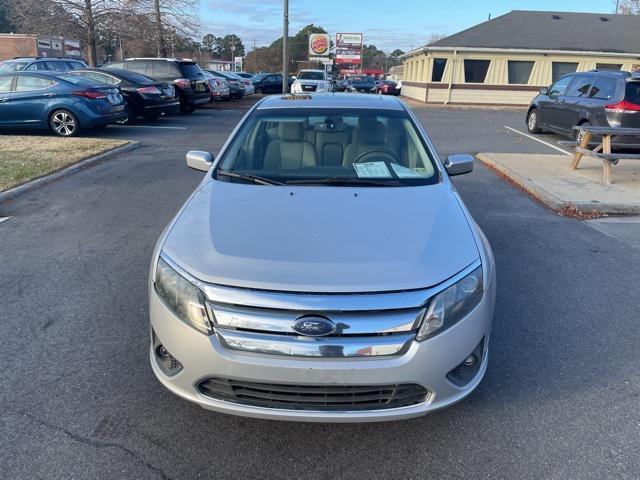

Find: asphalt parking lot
<box><xmin>1</xmin><ymin>97</ymin><xmax>639</xmax><ymax>479</ymax></box>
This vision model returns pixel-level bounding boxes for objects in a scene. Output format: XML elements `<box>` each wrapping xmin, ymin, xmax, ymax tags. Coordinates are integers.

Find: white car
<box><xmin>291</xmin><ymin>69</ymin><xmax>332</xmax><ymax>94</ymax></box>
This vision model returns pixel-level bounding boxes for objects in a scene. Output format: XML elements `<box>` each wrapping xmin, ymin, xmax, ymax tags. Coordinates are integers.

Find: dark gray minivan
<box><xmin>526</xmin><ymin>70</ymin><xmax>640</xmax><ymax>139</ymax></box>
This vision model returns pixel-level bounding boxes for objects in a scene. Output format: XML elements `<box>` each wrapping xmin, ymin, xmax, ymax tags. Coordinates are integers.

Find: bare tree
<box><xmin>616</xmin><ymin>0</ymin><xmax>640</xmax><ymax>14</ymax></box>
<box><xmin>134</xmin><ymin>0</ymin><xmax>200</xmax><ymax>58</ymax></box>
<box><xmin>11</xmin><ymin>0</ymin><xmax>126</xmax><ymax>65</ymax></box>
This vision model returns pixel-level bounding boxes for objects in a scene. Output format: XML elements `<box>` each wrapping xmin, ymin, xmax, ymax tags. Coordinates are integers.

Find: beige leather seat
<box><xmin>264</xmin><ymin>123</ymin><xmax>318</xmax><ymax>170</ymax></box>
<box><xmin>343</xmin><ymin>118</ymin><xmax>396</xmax><ymax>167</ymax></box>
<box><xmin>315</xmin><ymin>118</ymin><xmax>351</xmax><ymax>166</ymax></box>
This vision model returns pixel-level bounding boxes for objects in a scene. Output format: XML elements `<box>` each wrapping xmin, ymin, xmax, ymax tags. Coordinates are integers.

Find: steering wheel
<box><xmin>353</xmin><ymin>149</ymin><xmax>399</xmax><ymax>165</ymax></box>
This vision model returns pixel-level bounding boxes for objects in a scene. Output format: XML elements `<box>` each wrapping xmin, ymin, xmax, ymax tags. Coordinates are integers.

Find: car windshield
<box><xmin>179</xmin><ymin>63</ymin><xmax>203</xmax><ymax>77</ymax></box>
<box><xmin>58</xmin><ymin>74</ymin><xmax>99</xmax><ymax>86</ymax></box>
<box><xmin>120</xmin><ymin>71</ymin><xmax>155</xmax><ymax>84</ymax></box>
<box><xmin>215</xmin><ymin>108</ymin><xmax>438</xmax><ymax>186</ymax></box>
<box><xmin>252</xmin><ymin>73</ymin><xmax>269</xmax><ymax>82</ymax></box>
<box><xmin>0</xmin><ymin>61</ymin><xmax>28</xmax><ymax>72</ymax></box>
<box><xmin>298</xmin><ymin>71</ymin><xmax>324</xmax><ymax>80</ymax></box>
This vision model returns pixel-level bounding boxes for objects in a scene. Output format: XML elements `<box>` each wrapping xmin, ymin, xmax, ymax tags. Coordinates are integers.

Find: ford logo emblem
<box><xmin>292</xmin><ymin>316</ymin><xmax>336</xmax><ymax>337</ymax></box>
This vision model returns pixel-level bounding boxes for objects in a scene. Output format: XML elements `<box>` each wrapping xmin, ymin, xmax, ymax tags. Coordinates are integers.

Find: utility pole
<box><xmin>282</xmin><ymin>0</ymin><xmax>289</xmax><ymax>93</ymax></box>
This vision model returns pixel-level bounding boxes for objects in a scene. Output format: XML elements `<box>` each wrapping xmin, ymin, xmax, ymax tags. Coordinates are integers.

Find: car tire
<box><xmin>49</xmin><ymin>109</ymin><xmax>80</xmax><ymax>137</ymax></box>
<box><xmin>180</xmin><ymin>104</ymin><xmax>195</xmax><ymax>114</ymax></box>
<box><xmin>526</xmin><ymin>108</ymin><xmax>542</xmax><ymax>134</ymax></box>
<box><xmin>255</xmin><ymin>88</ymin><xmax>262</xmax><ymax>95</ymax></box>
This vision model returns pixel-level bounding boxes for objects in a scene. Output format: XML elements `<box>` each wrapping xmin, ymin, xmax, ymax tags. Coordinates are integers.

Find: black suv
<box><xmin>0</xmin><ymin>57</ymin><xmax>87</xmax><ymax>73</ymax></box>
<box><xmin>527</xmin><ymin>69</ymin><xmax>640</xmax><ymax>139</ymax></box>
<box><xmin>104</xmin><ymin>58</ymin><xmax>210</xmax><ymax>113</ymax></box>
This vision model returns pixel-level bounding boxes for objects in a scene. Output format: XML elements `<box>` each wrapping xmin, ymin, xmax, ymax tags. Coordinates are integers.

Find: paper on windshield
<box><xmin>353</xmin><ymin>162</ymin><xmax>392</xmax><ymax>178</ymax></box>
<box><xmin>390</xmin><ymin>163</ymin><xmax>426</xmax><ymax>178</ymax></box>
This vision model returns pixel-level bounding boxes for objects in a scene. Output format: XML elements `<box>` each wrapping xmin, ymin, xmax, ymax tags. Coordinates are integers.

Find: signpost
<box><xmin>336</xmin><ymin>33</ymin><xmax>363</xmax><ymax>67</ymax></box>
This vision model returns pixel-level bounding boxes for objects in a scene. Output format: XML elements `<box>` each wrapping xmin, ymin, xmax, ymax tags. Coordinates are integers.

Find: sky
<box><xmin>200</xmin><ymin>0</ymin><xmax>615</xmax><ymax>54</ymax></box>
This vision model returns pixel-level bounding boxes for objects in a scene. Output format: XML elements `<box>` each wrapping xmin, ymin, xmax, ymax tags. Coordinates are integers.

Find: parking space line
<box><xmin>0</xmin><ymin>217</ymin><xmax>12</xmax><ymax>224</ymax></box>
<box><xmin>110</xmin><ymin>125</ymin><xmax>187</xmax><ymax>130</ymax></box>
<box><xmin>503</xmin><ymin>126</ymin><xmax>572</xmax><ymax>156</ymax></box>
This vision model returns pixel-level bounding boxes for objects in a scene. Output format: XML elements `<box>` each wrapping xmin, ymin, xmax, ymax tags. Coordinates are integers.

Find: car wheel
<box><xmin>526</xmin><ymin>108</ymin><xmax>542</xmax><ymax>134</ymax></box>
<box><xmin>49</xmin><ymin>109</ymin><xmax>80</xmax><ymax>137</ymax></box>
<box><xmin>255</xmin><ymin>88</ymin><xmax>262</xmax><ymax>94</ymax></box>
<box><xmin>575</xmin><ymin>122</ymin><xmax>591</xmax><ymax>143</ymax></box>
<box><xmin>180</xmin><ymin>104</ymin><xmax>195</xmax><ymax>114</ymax></box>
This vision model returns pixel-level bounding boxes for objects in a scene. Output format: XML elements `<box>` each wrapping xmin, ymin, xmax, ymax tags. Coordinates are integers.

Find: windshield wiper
<box><xmin>216</xmin><ymin>170</ymin><xmax>284</xmax><ymax>186</ymax></box>
<box><xmin>286</xmin><ymin>177</ymin><xmax>402</xmax><ymax>187</ymax></box>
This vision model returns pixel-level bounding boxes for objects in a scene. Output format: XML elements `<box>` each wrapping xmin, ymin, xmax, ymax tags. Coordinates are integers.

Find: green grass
<box><xmin>0</xmin><ymin>136</ymin><xmax>128</xmax><ymax>191</ymax></box>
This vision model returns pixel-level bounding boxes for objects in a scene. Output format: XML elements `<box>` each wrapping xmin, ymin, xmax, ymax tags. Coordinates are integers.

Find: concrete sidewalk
<box><xmin>477</xmin><ymin>152</ymin><xmax>640</xmax><ymax>214</ymax></box>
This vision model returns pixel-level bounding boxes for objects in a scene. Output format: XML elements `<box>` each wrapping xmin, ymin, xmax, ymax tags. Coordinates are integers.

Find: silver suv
<box><xmin>149</xmin><ymin>94</ymin><xmax>496</xmax><ymax>422</ymax></box>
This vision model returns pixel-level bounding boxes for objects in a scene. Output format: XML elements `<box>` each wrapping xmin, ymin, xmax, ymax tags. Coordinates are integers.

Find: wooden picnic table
<box><xmin>567</xmin><ymin>126</ymin><xmax>640</xmax><ymax>185</ymax></box>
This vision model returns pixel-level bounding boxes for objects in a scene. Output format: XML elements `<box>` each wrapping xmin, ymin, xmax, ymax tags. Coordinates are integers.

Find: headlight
<box><xmin>416</xmin><ymin>266</ymin><xmax>483</xmax><ymax>341</ymax></box>
<box><xmin>154</xmin><ymin>257</ymin><xmax>213</xmax><ymax>335</ymax></box>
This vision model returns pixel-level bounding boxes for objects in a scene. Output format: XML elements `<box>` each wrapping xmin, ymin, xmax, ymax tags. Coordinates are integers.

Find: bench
<box><xmin>569</xmin><ymin>126</ymin><xmax>640</xmax><ymax>185</ymax></box>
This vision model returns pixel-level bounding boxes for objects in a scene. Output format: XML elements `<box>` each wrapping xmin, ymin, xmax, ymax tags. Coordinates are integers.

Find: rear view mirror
<box><xmin>539</xmin><ymin>86</ymin><xmax>549</xmax><ymax>95</ymax></box>
<box><xmin>444</xmin><ymin>154</ymin><xmax>474</xmax><ymax>176</ymax></box>
<box><xmin>186</xmin><ymin>150</ymin><xmax>214</xmax><ymax>172</ymax></box>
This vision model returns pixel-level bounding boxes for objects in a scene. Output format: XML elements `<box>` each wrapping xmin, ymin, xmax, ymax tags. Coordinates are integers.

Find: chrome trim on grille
<box><xmin>216</xmin><ymin>330</ymin><xmax>415</xmax><ymax>357</ymax></box>
<box><xmin>159</xmin><ymin>253</ymin><xmax>481</xmax><ymax>312</ymax></box>
<box><xmin>208</xmin><ymin>302</ymin><xmax>423</xmax><ymax>335</ymax></box>
<box><xmin>158</xmin><ymin>253</ymin><xmax>481</xmax><ymax>358</ymax></box>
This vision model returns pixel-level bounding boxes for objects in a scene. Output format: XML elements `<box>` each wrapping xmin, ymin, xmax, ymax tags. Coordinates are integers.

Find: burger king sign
<box><xmin>308</xmin><ymin>33</ymin><xmax>330</xmax><ymax>58</ymax></box>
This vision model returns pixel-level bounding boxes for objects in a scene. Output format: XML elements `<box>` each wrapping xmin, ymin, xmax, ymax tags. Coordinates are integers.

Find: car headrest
<box><xmin>358</xmin><ymin>118</ymin><xmax>385</xmax><ymax>144</ymax></box>
<box><xmin>278</xmin><ymin>122</ymin><xmax>304</xmax><ymax>141</ymax></box>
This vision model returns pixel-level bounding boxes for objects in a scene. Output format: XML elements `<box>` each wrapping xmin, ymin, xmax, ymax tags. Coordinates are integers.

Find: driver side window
<box><xmin>549</xmin><ymin>75</ymin><xmax>574</xmax><ymax>97</ymax></box>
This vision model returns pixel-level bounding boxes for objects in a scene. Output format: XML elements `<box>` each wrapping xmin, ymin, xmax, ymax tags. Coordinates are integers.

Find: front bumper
<box><xmin>149</xmin><ymin>273</ymin><xmax>496</xmax><ymax>422</ymax></box>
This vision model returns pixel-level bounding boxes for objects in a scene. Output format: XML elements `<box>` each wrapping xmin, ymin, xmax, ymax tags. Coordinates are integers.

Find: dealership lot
<box><xmin>1</xmin><ymin>99</ymin><xmax>639</xmax><ymax>479</ymax></box>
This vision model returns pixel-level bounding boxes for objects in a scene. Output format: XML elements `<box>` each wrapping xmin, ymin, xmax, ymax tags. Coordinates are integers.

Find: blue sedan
<box><xmin>0</xmin><ymin>71</ymin><xmax>127</xmax><ymax>136</ymax></box>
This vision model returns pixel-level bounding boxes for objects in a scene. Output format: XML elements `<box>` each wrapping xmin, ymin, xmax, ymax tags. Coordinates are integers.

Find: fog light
<box><xmin>463</xmin><ymin>354</ymin><xmax>477</xmax><ymax>367</ymax></box>
<box><xmin>446</xmin><ymin>337</ymin><xmax>485</xmax><ymax>387</ymax></box>
<box><xmin>152</xmin><ymin>330</ymin><xmax>183</xmax><ymax>376</ymax></box>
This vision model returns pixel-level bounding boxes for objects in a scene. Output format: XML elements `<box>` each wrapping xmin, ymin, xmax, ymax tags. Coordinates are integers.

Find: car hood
<box><xmin>162</xmin><ymin>181</ymin><xmax>479</xmax><ymax>293</ymax></box>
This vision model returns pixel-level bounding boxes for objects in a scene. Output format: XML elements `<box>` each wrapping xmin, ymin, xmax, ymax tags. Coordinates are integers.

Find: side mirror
<box><xmin>539</xmin><ymin>86</ymin><xmax>549</xmax><ymax>95</ymax></box>
<box><xmin>444</xmin><ymin>154</ymin><xmax>474</xmax><ymax>176</ymax></box>
<box><xmin>186</xmin><ymin>150</ymin><xmax>214</xmax><ymax>172</ymax></box>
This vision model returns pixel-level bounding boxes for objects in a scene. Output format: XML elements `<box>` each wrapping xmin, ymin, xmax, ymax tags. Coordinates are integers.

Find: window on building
<box><xmin>596</xmin><ymin>63</ymin><xmax>622</xmax><ymax>71</ymax></box>
<box><xmin>589</xmin><ymin>76</ymin><xmax>619</xmax><ymax>100</ymax></box>
<box><xmin>565</xmin><ymin>75</ymin><xmax>595</xmax><ymax>97</ymax></box>
<box><xmin>548</xmin><ymin>75</ymin><xmax>574</xmax><ymax>97</ymax></box>
<box><xmin>463</xmin><ymin>60</ymin><xmax>490</xmax><ymax>83</ymax></box>
<box><xmin>432</xmin><ymin>58</ymin><xmax>447</xmax><ymax>82</ymax></box>
<box><xmin>507</xmin><ymin>61</ymin><xmax>534</xmax><ymax>84</ymax></box>
<box><xmin>551</xmin><ymin>62</ymin><xmax>578</xmax><ymax>82</ymax></box>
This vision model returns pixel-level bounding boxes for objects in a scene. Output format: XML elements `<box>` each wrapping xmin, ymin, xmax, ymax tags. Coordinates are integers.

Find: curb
<box><xmin>476</xmin><ymin>153</ymin><xmax>640</xmax><ymax>215</ymax></box>
<box><xmin>0</xmin><ymin>140</ymin><xmax>141</xmax><ymax>204</ymax></box>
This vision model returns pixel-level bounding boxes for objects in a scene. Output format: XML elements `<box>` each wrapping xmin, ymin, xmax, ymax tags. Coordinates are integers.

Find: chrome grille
<box><xmin>197</xmin><ymin>378</ymin><xmax>429</xmax><ymax>411</ymax></box>
<box><xmin>206</xmin><ymin>302</ymin><xmax>424</xmax><ymax>358</ymax></box>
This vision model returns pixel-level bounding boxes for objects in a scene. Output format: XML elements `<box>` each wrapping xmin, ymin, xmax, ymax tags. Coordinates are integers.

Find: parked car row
<box><xmin>0</xmin><ymin>56</ymin><xmax>258</xmax><ymax>136</ymax></box>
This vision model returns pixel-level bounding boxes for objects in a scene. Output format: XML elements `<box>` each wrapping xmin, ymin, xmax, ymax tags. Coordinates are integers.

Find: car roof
<box><xmin>256</xmin><ymin>93</ymin><xmax>405</xmax><ymax>111</ymax></box>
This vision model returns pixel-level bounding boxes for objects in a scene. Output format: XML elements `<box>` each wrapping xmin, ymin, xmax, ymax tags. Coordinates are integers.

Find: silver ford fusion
<box><xmin>149</xmin><ymin>94</ymin><xmax>496</xmax><ymax>422</ymax></box>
